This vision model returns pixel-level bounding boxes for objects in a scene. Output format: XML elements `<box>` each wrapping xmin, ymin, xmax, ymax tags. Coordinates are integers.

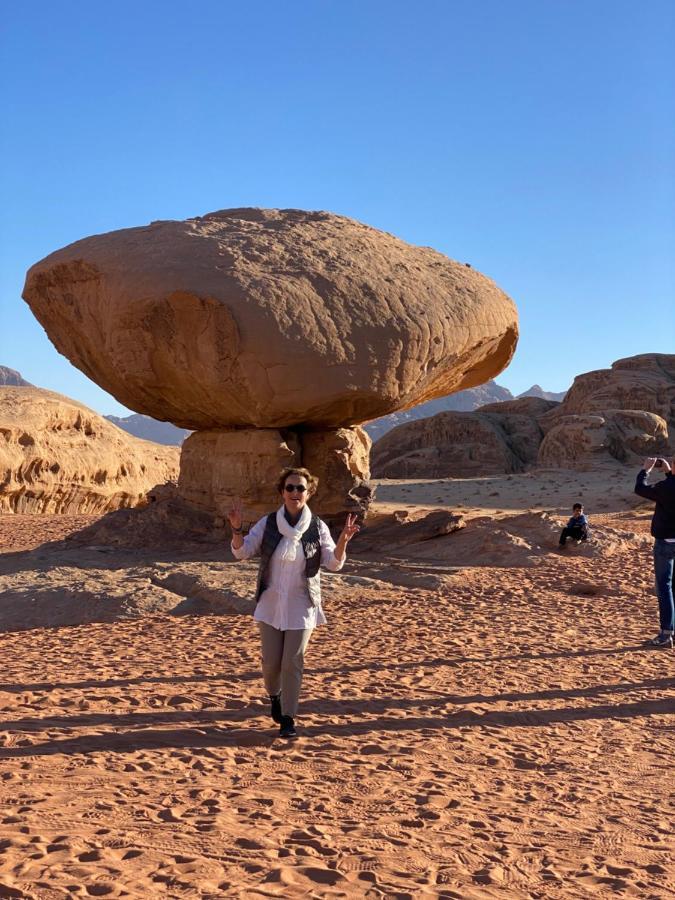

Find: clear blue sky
<box><xmin>2</xmin><ymin>1</ymin><xmax>673</xmax><ymax>416</ymax></box>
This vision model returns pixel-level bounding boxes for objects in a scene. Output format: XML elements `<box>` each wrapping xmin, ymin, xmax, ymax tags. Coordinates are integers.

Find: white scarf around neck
<box><xmin>275</xmin><ymin>504</ymin><xmax>312</xmax><ymax>562</ymax></box>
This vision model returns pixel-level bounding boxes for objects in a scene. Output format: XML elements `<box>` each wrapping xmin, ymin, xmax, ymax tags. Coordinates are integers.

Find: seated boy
<box><xmin>559</xmin><ymin>503</ymin><xmax>589</xmax><ymax>548</ymax></box>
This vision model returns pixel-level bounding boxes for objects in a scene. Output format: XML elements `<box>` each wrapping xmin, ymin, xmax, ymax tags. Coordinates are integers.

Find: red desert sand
<box><xmin>0</xmin><ymin>468</ymin><xmax>673</xmax><ymax>898</ymax></box>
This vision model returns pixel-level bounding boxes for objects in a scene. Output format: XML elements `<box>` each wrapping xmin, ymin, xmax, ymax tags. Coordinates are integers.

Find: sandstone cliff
<box><xmin>371</xmin><ymin>402</ymin><xmax>555</xmax><ymax>478</ymax></box>
<box><xmin>0</xmin><ymin>387</ymin><xmax>179</xmax><ymax>514</ymax></box>
<box><xmin>372</xmin><ymin>354</ymin><xmax>674</xmax><ymax>477</ymax></box>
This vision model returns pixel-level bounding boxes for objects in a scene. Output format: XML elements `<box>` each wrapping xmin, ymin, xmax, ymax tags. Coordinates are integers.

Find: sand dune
<box><xmin>0</xmin><ymin>468</ymin><xmax>673</xmax><ymax>898</ymax></box>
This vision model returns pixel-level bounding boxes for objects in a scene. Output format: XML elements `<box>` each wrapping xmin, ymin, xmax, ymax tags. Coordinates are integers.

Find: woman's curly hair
<box><xmin>276</xmin><ymin>467</ymin><xmax>319</xmax><ymax>496</ymax></box>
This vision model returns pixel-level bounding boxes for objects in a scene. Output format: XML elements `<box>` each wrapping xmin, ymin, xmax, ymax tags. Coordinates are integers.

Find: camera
<box><xmin>654</xmin><ymin>458</ymin><xmax>664</xmax><ymax>468</ymax></box>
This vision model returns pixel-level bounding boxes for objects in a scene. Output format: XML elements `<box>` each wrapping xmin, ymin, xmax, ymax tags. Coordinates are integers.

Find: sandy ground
<box><xmin>0</xmin><ymin>468</ymin><xmax>673</xmax><ymax>898</ymax></box>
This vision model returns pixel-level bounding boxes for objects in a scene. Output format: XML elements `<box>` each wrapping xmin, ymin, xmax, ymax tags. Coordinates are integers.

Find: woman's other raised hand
<box><xmin>340</xmin><ymin>513</ymin><xmax>360</xmax><ymax>544</ymax></box>
<box><xmin>227</xmin><ymin>497</ymin><xmax>244</xmax><ymax>531</ymax></box>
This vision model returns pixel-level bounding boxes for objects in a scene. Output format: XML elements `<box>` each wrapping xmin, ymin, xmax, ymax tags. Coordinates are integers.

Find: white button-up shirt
<box><xmin>232</xmin><ymin>515</ymin><xmax>344</xmax><ymax>630</ymax></box>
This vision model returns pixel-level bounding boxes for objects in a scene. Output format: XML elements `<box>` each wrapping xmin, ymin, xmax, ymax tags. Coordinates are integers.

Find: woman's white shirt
<box><xmin>231</xmin><ymin>512</ymin><xmax>344</xmax><ymax>630</ymax></box>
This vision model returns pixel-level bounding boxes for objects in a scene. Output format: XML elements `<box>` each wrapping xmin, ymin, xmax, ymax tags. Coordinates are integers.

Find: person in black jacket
<box><xmin>634</xmin><ymin>456</ymin><xmax>675</xmax><ymax>649</ymax></box>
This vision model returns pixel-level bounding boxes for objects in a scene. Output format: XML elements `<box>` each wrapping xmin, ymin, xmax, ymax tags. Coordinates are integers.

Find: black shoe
<box><xmin>646</xmin><ymin>631</ymin><xmax>674</xmax><ymax>649</ymax></box>
<box><xmin>269</xmin><ymin>694</ymin><xmax>282</xmax><ymax>724</ymax></box>
<box><xmin>279</xmin><ymin>716</ymin><xmax>297</xmax><ymax>738</ymax></box>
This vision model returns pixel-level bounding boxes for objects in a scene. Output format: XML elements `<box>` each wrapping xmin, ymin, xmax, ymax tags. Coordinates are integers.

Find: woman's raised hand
<box><xmin>340</xmin><ymin>513</ymin><xmax>360</xmax><ymax>543</ymax></box>
<box><xmin>228</xmin><ymin>497</ymin><xmax>244</xmax><ymax>531</ymax></box>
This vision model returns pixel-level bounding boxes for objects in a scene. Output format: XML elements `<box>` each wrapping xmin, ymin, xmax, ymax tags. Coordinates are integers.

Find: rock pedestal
<box><xmin>177</xmin><ymin>425</ymin><xmax>372</xmax><ymax>525</ymax></box>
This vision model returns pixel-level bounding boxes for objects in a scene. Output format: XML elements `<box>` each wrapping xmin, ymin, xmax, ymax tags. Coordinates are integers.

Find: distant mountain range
<box><xmin>363</xmin><ymin>381</ymin><xmax>567</xmax><ymax>442</ymax></box>
<box><xmin>0</xmin><ymin>366</ymin><xmax>33</xmax><ymax>387</ymax></box>
<box><xmin>103</xmin><ymin>414</ymin><xmax>191</xmax><ymax>446</ymax></box>
<box><xmin>0</xmin><ymin>365</ymin><xmax>566</xmax><ymax>445</ymax></box>
<box><xmin>517</xmin><ymin>384</ymin><xmax>567</xmax><ymax>403</ymax></box>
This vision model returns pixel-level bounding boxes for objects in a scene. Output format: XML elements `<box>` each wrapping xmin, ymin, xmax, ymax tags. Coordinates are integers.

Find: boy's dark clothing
<box><xmin>634</xmin><ymin>470</ymin><xmax>675</xmax><ymax>635</ymax></box>
<box><xmin>559</xmin><ymin>513</ymin><xmax>589</xmax><ymax>546</ymax></box>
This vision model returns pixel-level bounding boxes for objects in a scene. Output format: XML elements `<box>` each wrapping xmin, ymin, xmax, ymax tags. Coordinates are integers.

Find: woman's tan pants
<box><xmin>257</xmin><ymin>623</ymin><xmax>313</xmax><ymax>718</ymax></box>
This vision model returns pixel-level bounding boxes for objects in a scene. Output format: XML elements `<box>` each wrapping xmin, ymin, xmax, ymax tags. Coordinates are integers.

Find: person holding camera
<box><xmin>634</xmin><ymin>456</ymin><xmax>675</xmax><ymax>649</ymax></box>
<box><xmin>228</xmin><ymin>467</ymin><xmax>360</xmax><ymax>738</ymax></box>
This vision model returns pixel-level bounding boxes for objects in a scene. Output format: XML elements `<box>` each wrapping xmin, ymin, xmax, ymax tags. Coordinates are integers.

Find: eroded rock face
<box><xmin>534</xmin><ymin>353</ymin><xmax>675</xmax><ymax>468</ymax></box>
<box><xmin>542</xmin><ymin>354</ymin><xmax>675</xmax><ymax>431</ymax></box>
<box><xmin>371</xmin><ymin>409</ymin><xmax>545</xmax><ymax>478</ymax></box>
<box><xmin>177</xmin><ymin>428</ymin><xmax>300</xmax><ymax>524</ymax></box>
<box><xmin>177</xmin><ymin>425</ymin><xmax>372</xmax><ymax>523</ymax></box>
<box><xmin>301</xmin><ymin>426</ymin><xmax>372</xmax><ymax>519</ymax></box>
<box><xmin>22</xmin><ymin>208</ymin><xmax>518</xmax><ymax>431</ymax></box>
<box><xmin>538</xmin><ymin>410</ymin><xmax>669</xmax><ymax>468</ymax></box>
<box><xmin>0</xmin><ymin>387</ymin><xmax>179</xmax><ymax>514</ymax></box>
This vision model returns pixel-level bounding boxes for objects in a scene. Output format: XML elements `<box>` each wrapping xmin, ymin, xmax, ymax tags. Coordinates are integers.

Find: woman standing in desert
<box><xmin>228</xmin><ymin>467</ymin><xmax>359</xmax><ymax>738</ymax></box>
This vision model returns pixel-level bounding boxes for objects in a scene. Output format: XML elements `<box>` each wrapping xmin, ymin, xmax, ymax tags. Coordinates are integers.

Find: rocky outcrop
<box><xmin>538</xmin><ymin>410</ymin><xmax>669</xmax><ymax>468</ymax></box>
<box><xmin>0</xmin><ymin>387</ymin><xmax>179</xmax><ymax>514</ymax></box>
<box><xmin>178</xmin><ymin>428</ymin><xmax>300</xmax><ymax>525</ymax></box>
<box><xmin>176</xmin><ymin>425</ymin><xmax>371</xmax><ymax>524</ymax></box>
<box><xmin>301</xmin><ymin>426</ymin><xmax>372</xmax><ymax>519</ymax></box>
<box><xmin>373</xmin><ymin>355</ymin><xmax>675</xmax><ymax>478</ymax></box>
<box><xmin>541</xmin><ymin>354</ymin><xmax>675</xmax><ymax>431</ymax></box>
<box><xmin>537</xmin><ymin>354</ymin><xmax>675</xmax><ymax>467</ymax></box>
<box><xmin>22</xmin><ymin>208</ymin><xmax>519</xmax><ymax>518</ymax></box>
<box><xmin>371</xmin><ymin>406</ymin><xmax>548</xmax><ymax>478</ymax></box>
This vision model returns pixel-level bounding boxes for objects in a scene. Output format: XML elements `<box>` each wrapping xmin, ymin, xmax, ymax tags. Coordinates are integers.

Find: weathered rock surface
<box><xmin>23</xmin><ymin>208</ymin><xmax>518</xmax><ymax>431</ymax></box>
<box><xmin>373</xmin><ymin>354</ymin><xmax>675</xmax><ymax>477</ymax></box>
<box><xmin>535</xmin><ymin>353</ymin><xmax>675</xmax><ymax>467</ymax></box>
<box><xmin>0</xmin><ymin>387</ymin><xmax>179</xmax><ymax>514</ymax></box>
<box><xmin>176</xmin><ymin>425</ymin><xmax>372</xmax><ymax>524</ymax></box>
<box><xmin>538</xmin><ymin>410</ymin><xmax>669</xmax><ymax>468</ymax></box>
<box><xmin>371</xmin><ymin>404</ymin><xmax>551</xmax><ymax>478</ymax></box>
<box><xmin>177</xmin><ymin>428</ymin><xmax>300</xmax><ymax>525</ymax></box>
<box><xmin>541</xmin><ymin>354</ymin><xmax>675</xmax><ymax>432</ymax></box>
<box><xmin>301</xmin><ymin>426</ymin><xmax>372</xmax><ymax>519</ymax></box>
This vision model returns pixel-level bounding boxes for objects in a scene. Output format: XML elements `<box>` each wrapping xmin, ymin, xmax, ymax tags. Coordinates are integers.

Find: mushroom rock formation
<box><xmin>0</xmin><ymin>387</ymin><xmax>179</xmax><ymax>514</ymax></box>
<box><xmin>23</xmin><ymin>208</ymin><xmax>519</xmax><ymax>519</ymax></box>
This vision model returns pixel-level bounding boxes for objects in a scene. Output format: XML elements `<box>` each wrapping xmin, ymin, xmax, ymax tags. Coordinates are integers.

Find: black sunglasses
<box><xmin>284</xmin><ymin>484</ymin><xmax>307</xmax><ymax>493</ymax></box>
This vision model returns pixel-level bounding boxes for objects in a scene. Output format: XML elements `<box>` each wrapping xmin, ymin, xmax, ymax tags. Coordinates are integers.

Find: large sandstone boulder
<box><xmin>22</xmin><ymin>208</ymin><xmax>518</xmax><ymax>431</ymax></box>
<box><xmin>22</xmin><ymin>208</ymin><xmax>519</xmax><ymax>520</ymax></box>
<box><xmin>0</xmin><ymin>387</ymin><xmax>179</xmax><ymax>514</ymax></box>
